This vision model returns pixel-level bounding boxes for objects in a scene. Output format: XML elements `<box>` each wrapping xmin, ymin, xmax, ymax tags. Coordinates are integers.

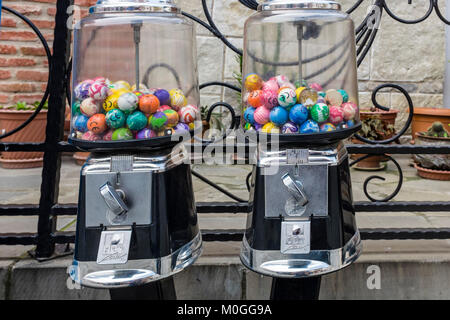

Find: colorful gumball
<box><xmin>309</xmin><ymin>83</ymin><xmax>323</xmax><ymax>92</ymax></box>
<box><xmin>289</xmin><ymin>104</ymin><xmax>308</xmax><ymax>125</ymax></box>
<box><xmin>131</xmin><ymin>83</ymin><xmax>148</xmax><ymax>91</ymax></box>
<box><xmin>73</xmin><ymin>114</ymin><xmax>89</xmax><ymax>133</ymax></box>
<box><xmin>325</xmin><ymin>89</ymin><xmax>343</xmax><ymax>106</ymax></box>
<box><xmin>247</xmin><ymin>90</ymin><xmax>264</xmax><ymax>107</ymax></box>
<box><xmin>169</xmin><ymin>89</ymin><xmax>187</xmax><ymax>110</ymax></box>
<box><xmin>278</xmin><ymin>87</ymin><xmax>296</xmax><ymax>108</ymax></box>
<box><xmin>310</xmin><ymin>103</ymin><xmax>330</xmax><ymax>123</ymax></box>
<box><xmin>163</xmin><ymin>109</ymin><xmax>179</xmax><ymax>127</ymax></box>
<box><xmin>106</xmin><ymin>109</ymin><xmax>126</xmax><ymax>129</ymax></box>
<box><xmin>298</xmin><ymin>88</ymin><xmax>318</xmax><ymax>108</ymax></box>
<box><xmin>244</xmin><ymin>122</ymin><xmax>252</xmax><ymax>131</ymax></box>
<box><xmin>253</xmin><ymin>106</ymin><xmax>270</xmax><ymax>125</ymax></box>
<box><xmin>320</xmin><ymin>123</ymin><xmax>336</xmax><ymax>132</ymax></box>
<box><xmin>149</xmin><ymin>111</ymin><xmax>168</xmax><ymax>131</ymax></box>
<box><xmin>139</xmin><ymin>94</ymin><xmax>160</xmax><ymax>114</ymax></box>
<box><xmin>346</xmin><ymin>119</ymin><xmax>356</xmax><ymax>127</ymax></box>
<box><xmin>342</xmin><ymin>102</ymin><xmax>356</xmax><ymax>121</ymax></box>
<box><xmin>261</xmin><ymin>122</ymin><xmax>280</xmax><ymax>134</ymax></box>
<box><xmin>338</xmin><ymin>89</ymin><xmax>349</xmax><ymax>103</ymax></box>
<box><xmin>275</xmin><ymin>75</ymin><xmax>289</xmax><ymax>86</ymax></box>
<box><xmin>134</xmin><ymin>91</ymin><xmax>144</xmax><ymax>98</ymax></box>
<box><xmin>136</xmin><ymin>128</ymin><xmax>156</xmax><ymax>139</ymax></box>
<box><xmin>244</xmin><ymin>73</ymin><xmax>263</xmax><ymax>91</ymax></box>
<box><xmin>300</xmin><ymin>119</ymin><xmax>320</xmax><ymax>134</ymax></box>
<box><xmin>174</xmin><ymin>123</ymin><xmax>190</xmax><ymax>134</ymax></box>
<box><xmin>294</xmin><ymin>79</ymin><xmax>308</xmax><ymax>88</ymax></box>
<box><xmin>295</xmin><ymin>87</ymin><xmax>306</xmax><ymax>101</ymax></box>
<box><xmin>87</xmin><ymin>113</ymin><xmax>107</xmax><ymax>134</ymax></box>
<box><xmin>112</xmin><ymin>127</ymin><xmax>133</xmax><ymax>140</ymax></box>
<box><xmin>328</xmin><ymin>105</ymin><xmax>344</xmax><ymax>125</ymax></box>
<box><xmin>269</xmin><ymin>106</ymin><xmax>289</xmax><ymax>126</ymax></box>
<box><xmin>72</xmin><ymin>101</ymin><xmax>81</xmax><ymax>116</ymax></box>
<box><xmin>80</xmin><ymin>98</ymin><xmax>100</xmax><ymax>117</ymax></box>
<box><xmin>262</xmin><ymin>90</ymin><xmax>278</xmax><ymax>109</ymax></box>
<box><xmin>262</xmin><ymin>79</ymin><xmax>279</xmax><ymax>93</ymax></box>
<box><xmin>254</xmin><ymin>123</ymin><xmax>263</xmax><ymax>131</ymax></box>
<box><xmin>81</xmin><ymin>130</ymin><xmax>101</xmax><ymax>141</ymax></box>
<box><xmin>117</xmin><ymin>92</ymin><xmax>138</xmax><ymax>114</ymax></box>
<box><xmin>92</xmin><ymin>77</ymin><xmax>108</xmax><ymax>84</ymax></box>
<box><xmin>318</xmin><ymin>91</ymin><xmax>326</xmax><ymax>98</ymax></box>
<box><xmin>154</xmin><ymin>89</ymin><xmax>170</xmax><ymax>105</ymax></box>
<box><xmin>112</xmin><ymin>80</ymin><xmax>131</xmax><ymax>91</ymax></box>
<box><xmin>89</xmin><ymin>81</ymin><xmax>108</xmax><ymax>100</ymax></box>
<box><xmin>157</xmin><ymin>105</ymin><xmax>171</xmax><ymax>113</ymax></box>
<box><xmin>244</xmin><ymin>107</ymin><xmax>256</xmax><ymax>124</ymax></box>
<box><xmin>103</xmin><ymin>129</ymin><xmax>113</xmax><ymax>141</ymax></box>
<box><xmin>103</xmin><ymin>94</ymin><xmax>119</xmax><ymax>112</ymax></box>
<box><xmin>179</xmin><ymin>105</ymin><xmax>199</xmax><ymax>124</ymax></box>
<box><xmin>74</xmin><ymin>80</ymin><xmax>92</xmax><ymax>100</ymax></box>
<box><xmin>127</xmin><ymin>111</ymin><xmax>148</xmax><ymax>131</ymax></box>
<box><xmin>281</xmin><ymin>121</ymin><xmax>299</xmax><ymax>134</ymax></box>
<box><xmin>279</xmin><ymin>82</ymin><xmax>296</xmax><ymax>91</ymax></box>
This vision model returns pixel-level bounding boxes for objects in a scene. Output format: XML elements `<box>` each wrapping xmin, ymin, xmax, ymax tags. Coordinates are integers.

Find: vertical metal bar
<box><xmin>35</xmin><ymin>0</ymin><xmax>73</xmax><ymax>258</ymax></box>
<box><xmin>133</xmin><ymin>23</ymin><xmax>142</xmax><ymax>90</ymax></box>
<box><xmin>270</xmin><ymin>276</ymin><xmax>322</xmax><ymax>300</ymax></box>
<box><xmin>297</xmin><ymin>25</ymin><xmax>303</xmax><ymax>84</ymax></box>
<box><xmin>109</xmin><ymin>277</ymin><xmax>177</xmax><ymax>300</ymax></box>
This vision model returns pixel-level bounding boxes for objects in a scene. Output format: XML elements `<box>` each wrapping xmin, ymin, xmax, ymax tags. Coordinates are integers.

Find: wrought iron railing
<box><xmin>0</xmin><ymin>0</ymin><xmax>450</xmax><ymax>259</ymax></box>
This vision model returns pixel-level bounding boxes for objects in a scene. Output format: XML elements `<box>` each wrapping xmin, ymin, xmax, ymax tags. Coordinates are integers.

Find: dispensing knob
<box><xmin>99</xmin><ymin>182</ymin><xmax>128</xmax><ymax>216</ymax></box>
<box><xmin>281</xmin><ymin>173</ymin><xmax>308</xmax><ymax>207</ymax></box>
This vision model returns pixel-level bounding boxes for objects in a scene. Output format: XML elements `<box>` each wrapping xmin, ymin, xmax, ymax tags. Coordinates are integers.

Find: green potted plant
<box><xmin>413</xmin><ymin>121</ymin><xmax>450</xmax><ymax>180</ymax></box>
<box><xmin>350</xmin><ymin>106</ymin><xmax>398</xmax><ymax>170</ymax></box>
<box><xmin>0</xmin><ymin>101</ymin><xmax>48</xmax><ymax>169</ymax></box>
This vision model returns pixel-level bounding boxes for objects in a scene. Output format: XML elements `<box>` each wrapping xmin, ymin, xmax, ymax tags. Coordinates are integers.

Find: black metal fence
<box><xmin>0</xmin><ymin>0</ymin><xmax>450</xmax><ymax>259</ymax></box>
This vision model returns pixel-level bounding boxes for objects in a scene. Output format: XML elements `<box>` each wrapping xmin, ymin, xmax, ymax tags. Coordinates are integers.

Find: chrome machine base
<box><xmin>69</xmin><ymin>232</ymin><xmax>202</xmax><ymax>289</ymax></box>
<box><xmin>240</xmin><ymin>231</ymin><xmax>362</xmax><ymax>278</ymax></box>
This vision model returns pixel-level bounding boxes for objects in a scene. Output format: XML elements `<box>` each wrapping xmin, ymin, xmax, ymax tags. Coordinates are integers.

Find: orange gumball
<box><xmin>247</xmin><ymin>90</ymin><xmax>264</xmax><ymax>108</ymax></box>
<box><xmin>87</xmin><ymin>113</ymin><xmax>107</xmax><ymax>134</ymax></box>
<box><xmin>139</xmin><ymin>94</ymin><xmax>160</xmax><ymax>114</ymax></box>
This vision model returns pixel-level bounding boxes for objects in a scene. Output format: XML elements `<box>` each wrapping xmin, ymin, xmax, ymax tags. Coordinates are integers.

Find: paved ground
<box><xmin>0</xmin><ymin>152</ymin><xmax>449</xmax><ymax>259</ymax></box>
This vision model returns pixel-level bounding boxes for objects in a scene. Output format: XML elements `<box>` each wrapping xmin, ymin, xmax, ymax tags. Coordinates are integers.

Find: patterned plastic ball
<box><xmin>247</xmin><ymin>90</ymin><xmax>264</xmax><ymax>108</ymax></box>
<box><xmin>149</xmin><ymin>111</ymin><xmax>168</xmax><ymax>130</ymax></box>
<box><xmin>289</xmin><ymin>104</ymin><xmax>309</xmax><ymax>125</ymax></box>
<box><xmin>103</xmin><ymin>129</ymin><xmax>113</xmax><ymax>141</ymax></box>
<box><xmin>81</xmin><ymin>131</ymin><xmax>101</xmax><ymax>141</ymax></box>
<box><xmin>179</xmin><ymin>105</ymin><xmax>199</xmax><ymax>124</ymax></box>
<box><xmin>295</xmin><ymin>87</ymin><xmax>306</xmax><ymax>101</ymax></box>
<box><xmin>325</xmin><ymin>89</ymin><xmax>344</xmax><ymax>106</ymax></box>
<box><xmin>174</xmin><ymin>123</ymin><xmax>190</xmax><ymax>134</ymax></box>
<box><xmin>136</xmin><ymin>128</ymin><xmax>156</xmax><ymax>139</ymax></box>
<box><xmin>74</xmin><ymin>81</ymin><xmax>92</xmax><ymax>100</ymax></box>
<box><xmin>131</xmin><ymin>83</ymin><xmax>148</xmax><ymax>91</ymax></box>
<box><xmin>328</xmin><ymin>105</ymin><xmax>344</xmax><ymax>125</ymax></box>
<box><xmin>102</xmin><ymin>94</ymin><xmax>119</xmax><ymax>112</ymax></box>
<box><xmin>310</xmin><ymin>103</ymin><xmax>330</xmax><ymax>123</ymax></box>
<box><xmin>117</xmin><ymin>92</ymin><xmax>138</xmax><ymax>114</ymax></box>
<box><xmin>244</xmin><ymin>107</ymin><xmax>256</xmax><ymax>124</ymax></box>
<box><xmin>112</xmin><ymin>80</ymin><xmax>131</xmax><ymax>91</ymax></box>
<box><xmin>73</xmin><ymin>114</ymin><xmax>89</xmax><ymax>133</ymax></box>
<box><xmin>318</xmin><ymin>91</ymin><xmax>326</xmax><ymax>98</ymax></box>
<box><xmin>279</xmin><ymin>82</ymin><xmax>296</xmax><ymax>91</ymax></box>
<box><xmin>253</xmin><ymin>106</ymin><xmax>270</xmax><ymax>125</ymax></box>
<box><xmin>275</xmin><ymin>75</ymin><xmax>289</xmax><ymax>86</ymax></box>
<box><xmin>169</xmin><ymin>89</ymin><xmax>187</xmax><ymax>110</ymax></box>
<box><xmin>342</xmin><ymin>102</ymin><xmax>356</xmax><ymax>121</ymax></box>
<box><xmin>80</xmin><ymin>98</ymin><xmax>100</xmax><ymax>117</ymax></box>
<box><xmin>139</xmin><ymin>94</ymin><xmax>160</xmax><ymax>114</ymax></box>
<box><xmin>87</xmin><ymin>113</ymin><xmax>107</xmax><ymax>134</ymax></box>
<box><xmin>154</xmin><ymin>89</ymin><xmax>170</xmax><ymax>105</ymax></box>
<box><xmin>300</xmin><ymin>120</ymin><xmax>320</xmax><ymax>134</ymax></box>
<box><xmin>262</xmin><ymin>90</ymin><xmax>278</xmax><ymax>109</ymax></box>
<box><xmin>338</xmin><ymin>89</ymin><xmax>349</xmax><ymax>103</ymax></box>
<box><xmin>163</xmin><ymin>109</ymin><xmax>179</xmax><ymax>127</ymax></box>
<box><xmin>72</xmin><ymin>101</ymin><xmax>81</xmax><ymax>116</ymax></box>
<box><xmin>346</xmin><ymin>119</ymin><xmax>356</xmax><ymax>127</ymax></box>
<box><xmin>309</xmin><ymin>83</ymin><xmax>323</xmax><ymax>92</ymax></box>
<box><xmin>112</xmin><ymin>127</ymin><xmax>133</xmax><ymax>141</ymax></box>
<box><xmin>298</xmin><ymin>88</ymin><xmax>318</xmax><ymax>108</ymax></box>
<box><xmin>262</xmin><ymin>80</ymin><xmax>279</xmax><ymax>93</ymax></box>
<box><xmin>244</xmin><ymin>73</ymin><xmax>263</xmax><ymax>91</ymax></box>
<box><xmin>261</xmin><ymin>122</ymin><xmax>280</xmax><ymax>134</ymax></box>
<box><xmin>277</xmin><ymin>87</ymin><xmax>297</xmax><ymax>108</ymax></box>
<box><xmin>92</xmin><ymin>77</ymin><xmax>108</xmax><ymax>84</ymax></box>
<box><xmin>320</xmin><ymin>123</ymin><xmax>336</xmax><ymax>132</ymax></box>
<box><xmin>134</xmin><ymin>91</ymin><xmax>144</xmax><ymax>98</ymax></box>
<box><xmin>106</xmin><ymin>109</ymin><xmax>126</xmax><ymax>129</ymax></box>
<box><xmin>281</xmin><ymin>121</ymin><xmax>299</xmax><ymax>134</ymax></box>
<box><xmin>157</xmin><ymin>105</ymin><xmax>171</xmax><ymax>113</ymax></box>
<box><xmin>126</xmin><ymin>111</ymin><xmax>147</xmax><ymax>131</ymax></box>
<box><xmin>269</xmin><ymin>106</ymin><xmax>289</xmax><ymax>126</ymax></box>
<box><xmin>89</xmin><ymin>82</ymin><xmax>108</xmax><ymax>100</ymax></box>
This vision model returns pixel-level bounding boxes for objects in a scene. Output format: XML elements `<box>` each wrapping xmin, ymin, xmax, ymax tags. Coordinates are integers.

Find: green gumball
<box><xmin>310</xmin><ymin>103</ymin><xmax>330</xmax><ymax>123</ymax></box>
<box><xmin>112</xmin><ymin>127</ymin><xmax>133</xmax><ymax>141</ymax></box>
<box><xmin>106</xmin><ymin>109</ymin><xmax>126</xmax><ymax>129</ymax></box>
<box><xmin>126</xmin><ymin>111</ymin><xmax>147</xmax><ymax>131</ymax></box>
<box><xmin>72</xmin><ymin>101</ymin><xmax>81</xmax><ymax>116</ymax></box>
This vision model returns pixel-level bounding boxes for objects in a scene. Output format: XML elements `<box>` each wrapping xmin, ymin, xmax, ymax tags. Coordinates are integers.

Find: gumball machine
<box><xmin>239</xmin><ymin>0</ymin><xmax>362</xmax><ymax>298</ymax></box>
<box><xmin>68</xmin><ymin>0</ymin><xmax>202</xmax><ymax>293</ymax></box>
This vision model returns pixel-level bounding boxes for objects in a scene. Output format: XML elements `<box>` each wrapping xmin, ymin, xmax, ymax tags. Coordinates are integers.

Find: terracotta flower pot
<box><xmin>413</xmin><ymin>132</ymin><xmax>450</xmax><ymax>180</ymax></box>
<box><xmin>73</xmin><ymin>151</ymin><xmax>90</xmax><ymax>166</ymax></box>
<box><xmin>411</xmin><ymin>108</ymin><xmax>450</xmax><ymax>144</ymax></box>
<box><xmin>350</xmin><ymin>137</ymin><xmax>385</xmax><ymax>170</ymax></box>
<box><xmin>0</xmin><ymin>109</ymin><xmax>47</xmax><ymax>169</ymax></box>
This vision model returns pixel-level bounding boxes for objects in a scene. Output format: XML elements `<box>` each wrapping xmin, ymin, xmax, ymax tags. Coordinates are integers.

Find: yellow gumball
<box><xmin>169</xmin><ymin>89</ymin><xmax>187</xmax><ymax>110</ymax></box>
<box><xmin>295</xmin><ymin>86</ymin><xmax>306</xmax><ymax>101</ymax></box>
<box><xmin>112</xmin><ymin>80</ymin><xmax>131</xmax><ymax>91</ymax></box>
<box><xmin>103</xmin><ymin>94</ymin><xmax>120</xmax><ymax>112</ymax></box>
<box><xmin>244</xmin><ymin>73</ymin><xmax>263</xmax><ymax>91</ymax></box>
<box><xmin>188</xmin><ymin>122</ymin><xmax>195</xmax><ymax>130</ymax></box>
<box><xmin>262</xmin><ymin>122</ymin><xmax>280</xmax><ymax>134</ymax></box>
<box><xmin>131</xmin><ymin>83</ymin><xmax>148</xmax><ymax>91</ymax></box>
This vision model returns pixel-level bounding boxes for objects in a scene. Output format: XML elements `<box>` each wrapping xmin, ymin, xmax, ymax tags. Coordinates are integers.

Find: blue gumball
<box><xmin>269</xmin><ymin>106</ymin><xmax>289</xmax><ymax>126</ymax></box>
<box><xmin>347</xmin><ymin>119</ymin><xmax>355</xmax><ymax>127</ymax></box>
<box><xmin>289</xmin><ymin>104</ymin><xmax>308</xmax><ymax>125</ymax></box>
<box><xmin>73</xmin><ymin>114</ymin><xmax>89</xmax><ymax>133</ymax></box>
<box><xmin>244</xmin><ymin>107</ymin><xmax>256</xmax><ymax>125</ymax></box>
<box><xmin>300</xmin><ymin>119</ymin><xmax>320</xmax><ymax>134</ymax></box>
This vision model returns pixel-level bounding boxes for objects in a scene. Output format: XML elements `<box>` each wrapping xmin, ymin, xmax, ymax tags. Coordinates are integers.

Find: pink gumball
<box><xmin>81</xmin><ymin>130</ymin><xmax>101</xmax><ymax>141</ymax></box>
<box><xmin>253</xmin><ymin>106</ymin><xmax>270</xmax><ymax>125</ymax></box>
<box><xmin>103</xmin><ymin>129</ymin><xmax>113</xmax><ymax>141</ymax></box>
<box><xmin>157</xmin><ymin>105</ymin><xmax>171</xmax><ymax>113</ymax></box>
<box><xmin>342</xmin><ymin>102</ymin><xmax>357</xmax><ymax>121</ymax></box>
<box><xmin>262</xmin><ymin>80</ymin><xmax>279</xmax><ymax>93</ymax></box>
<box><xmin>328</xmin><ymin>105</ymin><xmax>344</xmax><ymax>125</ymax></box>
<box><xmin>275</xmin><ymin>75</ymin><xmax>289</xmax><ymax>86</ymax></box>
<box><xmin>309</xmin><ymin>83</ymin><xmax>323</xmax><ymax>91</ymax></box>
<box><xmin>89</xmin><ymin>82</ymin><xmax>108</xmax><ymax>100</ymax></box>
<box><xmin>280</xmin><ymin>82</ymin><xmax>296</xmax><ymax>91</ymax></box>
<box><xmin>262</xmin><ymin>90</ymin><xmax>278</xmax><ymax>109</ymax></box>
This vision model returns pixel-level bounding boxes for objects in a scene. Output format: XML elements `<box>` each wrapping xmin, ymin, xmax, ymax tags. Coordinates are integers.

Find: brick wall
<box><xmin>0</xmin><ymin>0</ymin><xmax>97</xmax><ymax>106</ymax></box>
